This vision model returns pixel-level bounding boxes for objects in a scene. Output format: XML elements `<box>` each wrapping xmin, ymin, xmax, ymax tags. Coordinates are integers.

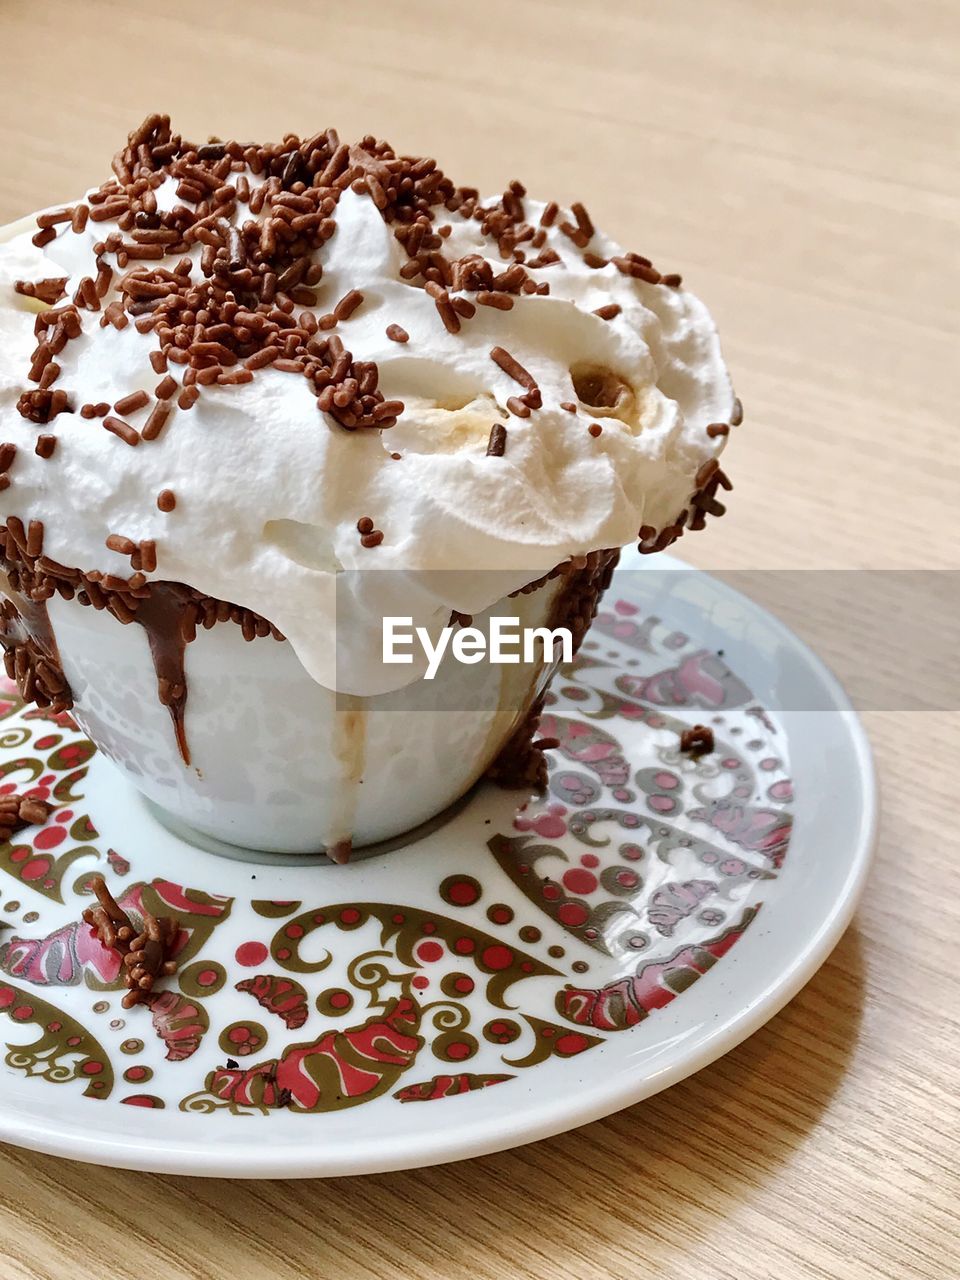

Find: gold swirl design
<box><xmin>178</xmin><ymin>1090</ymin><xmax>222</xmax><ymax>1114</ymax></box>
<box><xmin>0</xmin><ymin>980</ymin><xmax>115</xmax><ymax>1097</ymax></box>
<box><xmin>346</xmin><ymin>950</ymin><xmax>401</xmax><ymax>999</ymax></box>
<box><xmin>418</xmin><ymin>1000</ymin><xmax>470</xmax><ymax>1033</ymax></box>
<box><xmin>5</xmin><ymin>1050</ymin><xmax>76</xmax><ymax>1083</ymax></box>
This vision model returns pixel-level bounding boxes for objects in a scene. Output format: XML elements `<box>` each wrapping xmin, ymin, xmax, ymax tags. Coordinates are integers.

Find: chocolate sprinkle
<box><xmin>333</xmin><ymin>289</ymin><xmax>364</xmax><ymax>321</ymax></box>
<box><xmin>476</xmin><ymin>291</ymin><xmax>513</xmax><ymax>311</ymax></box>
<box><xmin>113</xmin><ymin>389</ymin><xmax>150</xmax><ymax>416</ymax></box>
<box><xmin>612</xmin><ymin>256</ymin><xmax>662</xmax><ymax>285</ymax></box>
<box><xmin>688</xmin><ymin>460</ymin><xmax>733</xmax><ymax>531</ymax></box>
<box><xmin>425</xmin><ymin>282</ymin><xmax>460</xmax><ymax>334</ymax></box>
<box><xmin>679</xmin><ymin>724</ymin><xmax>714</xmax><ymax>756</ymax></box>
<box><xmin>17</xmin><ymin>389</ymin><xmax>71</xmax><ymax>424</ymax></box>
<box><xmin>81</xmin><ymin>875</ymin><xmax>180</xmax><ymax>1009</ymax></box>
<box><xmin>0</xmin><ymin>792</ymin><xmax>53</xmax><ymax>843</ymax></box>
<box><xmin>142</xmin><ymin>401</ymin><xmax>171</xmax><ymax>441</ymax></box>
<box><xmin>106</xmin><ymin>533</ymin><xmax>137</xmax><ymax>555</ymax></box>
<box><xmin>490</xmin><ymin>346</ymin><xmax>537</xmax><ymax>392</ymax></box>
<box><xmin>559</xmin><ymin>201</ymin><xmax>595</xmax><ymax>249</ymax></box>
<box><xmin>15</xmin><ymin>278</ymin><xmax>68</xmax><ymax>305</ymax></box>
<box><xmin>486</xmin><ymin>422</ymin><xmax>508</xmax><ymax>456</ymax></box>
<box><xmin>385</xmin><ymin>324</ymin><xmax>409</xmax><ymax>343</ymax></box>
<box><xmin>82</xmin><ymin>877</ymin><xmax>135</xmax><ymax>952</ymax></box>
<box><xmin>103</xmin><ymin>415</ymin><xmax>140</xmax><ymax>446</ymax></box>
<box><xmin>139</xmin><ymin>539</ymin><xmax>157</xmax><ymax>573</ymax></box>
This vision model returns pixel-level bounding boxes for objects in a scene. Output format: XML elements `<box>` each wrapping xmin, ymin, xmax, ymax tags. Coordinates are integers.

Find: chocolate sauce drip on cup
<box><xmin>134</xmin><ymin>584</ymin><xmax>195</xmax><ymax>765</ymax></box>
<box><xmin>0</xmin><ymin>529</ymin><xmax>283</xmax><ymax>766</ymax></box>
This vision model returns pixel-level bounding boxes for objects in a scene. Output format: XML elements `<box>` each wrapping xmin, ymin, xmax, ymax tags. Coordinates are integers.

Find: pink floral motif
<box><xmin>0</xmin><ymin>916</ymin><xmax>123</xmax><ymax>987</ymax></box>
<box><xmin>22</xmin><ymin>707</ymin><xmax>80</xmax><ymax>730</ymax></box>
<box><xmin>198</xmin><ymin>997</ymin><xmax>423</xmax><ymax>1112</ymax></box>
<box><xmin>647</xmin><ymin>880</ymin><xmax>716</xmax><ymax>937</ymax></box>
<box><xmin>538</xmin><ymin>714</ymin><xmax>630</xmax><ymax>787</ymax></box>
<box><xmin>394</xmin><ymin>1072</ymin><xmax>513</xmax><ymax>1102</ymax></box>
<box><xmin>106</xmin><ymin>849</ymin><xmax>130</xmax><ymax>876</ymax></box>
<box><xmin>0</xmin><ymin>880</ymin><xmax>232</xmax><ymax>991</ymax></box>
<box><xmin>147</xmin><ymin>990</ymin><xmax>208</xmax><ymax>1061</ymax></box>
<box><xmin>591</xmin><ymin>608</ymin><xmax>659</xmax><ymax>652</ymax></box>
<box><xmin>236</xmin><ymin>973</ymin><xmax>309</xmax><ymax>1030</ymax></box>
<box><xmin>689</xmin><ymin>800</ymin><xmax>792</xmax><ymax>868</ymax></box>
<box><xmin>557</xmin><ymin>908</ymin><xmax>758</xmax><ymax>1030</ymax></box>
<box><xmin>616</xmin><ymin>650</ymin><xmax>752</xmax><ymax>709</ymax></box>
<box><xmin>513</xmin><ymin>803</ymin><xmax>568</xmax><ymax>839</ymax></box>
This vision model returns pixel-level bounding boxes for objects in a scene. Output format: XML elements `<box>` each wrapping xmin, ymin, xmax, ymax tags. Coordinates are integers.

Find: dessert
<box><xmin>0</xmin><ymin>115</ymin><xmax>737</xmax><ymax>855</ymax></box>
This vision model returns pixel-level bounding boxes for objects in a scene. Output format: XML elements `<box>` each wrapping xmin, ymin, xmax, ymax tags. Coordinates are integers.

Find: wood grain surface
<box><xmin>0</xmin><ymin>1</ymin><xmax>957</xmax><ymax>1276</ymax></box>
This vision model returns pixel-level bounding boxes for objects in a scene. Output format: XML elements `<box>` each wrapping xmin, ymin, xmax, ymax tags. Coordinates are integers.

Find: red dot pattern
<box><xmin>235</xmin><ymin>941</ymin><xmax>268</xmax><ymax>967</ymax></box>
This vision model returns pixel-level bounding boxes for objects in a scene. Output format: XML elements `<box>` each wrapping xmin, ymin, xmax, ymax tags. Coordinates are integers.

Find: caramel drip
<box><xmin>326</xmin><ymin>695</ymin><xmax>367</xmax><ymax>857</ymax></box>
<box><xmin>133</xmin><ymin>583</ymin><xmax>194</xmax><ymax>766</ymax></box>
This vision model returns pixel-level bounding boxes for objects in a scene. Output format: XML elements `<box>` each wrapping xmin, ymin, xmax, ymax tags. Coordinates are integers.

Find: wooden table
<box><xmin>0</xmin><ymin>2</ymin><xmax>956</xmax><ymax>1276</ymax></box>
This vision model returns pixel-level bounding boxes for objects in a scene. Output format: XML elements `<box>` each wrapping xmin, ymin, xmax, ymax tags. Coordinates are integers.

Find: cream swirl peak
<box><xmin>0</xmin><ymin>115</ymin><xmax>738</xmax><ymax>694</ymax></box>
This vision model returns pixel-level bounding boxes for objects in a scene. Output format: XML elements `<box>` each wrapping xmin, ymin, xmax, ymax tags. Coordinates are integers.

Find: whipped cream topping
<box><xmin>0</xmin><ymin>124</ymin><xmax>737</xmax><ymax>693</ymax></box>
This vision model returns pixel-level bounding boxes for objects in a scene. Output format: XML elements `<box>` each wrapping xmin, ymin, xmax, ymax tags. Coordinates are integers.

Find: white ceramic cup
<box><xmin>46</xmin><ymin>577</ymin><xmax>567</xmax><ymax>854</ymax></box>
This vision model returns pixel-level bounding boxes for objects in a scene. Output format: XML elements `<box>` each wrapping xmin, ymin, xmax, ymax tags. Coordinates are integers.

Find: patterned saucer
<box><xmin>0</xmin><ymin>552</ymin><xmax>876</xmax><ymax>1177</ymax></box>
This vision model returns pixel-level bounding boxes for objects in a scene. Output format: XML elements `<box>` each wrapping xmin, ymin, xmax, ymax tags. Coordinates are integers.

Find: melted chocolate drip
<box><xmin>133</xmin><ymin>583</ymin><xmax>194</xmax><ymax>766</ymax></box>
<box><xmin>1</xmin><ymin>571</ymin><xmax>194</xmax><ymax>764</ymax></box>
<box><xmin>1</xmin><ymin>541</ymin><xmax>281</xmax><ymax>769</ymax></box>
